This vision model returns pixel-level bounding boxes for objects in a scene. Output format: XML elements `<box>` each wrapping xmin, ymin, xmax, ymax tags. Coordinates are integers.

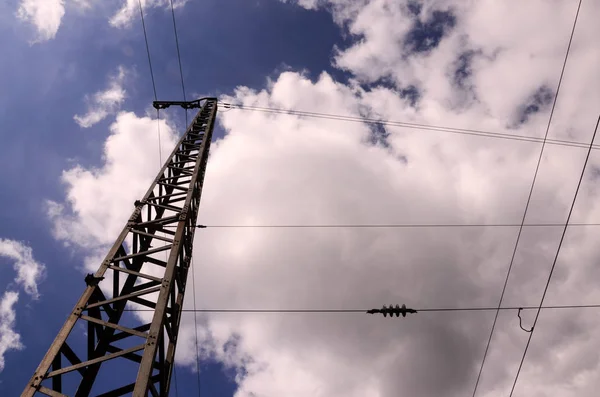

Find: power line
<box><xmin>169</xmin><ymin>0</ymin><xmax>186</xmax><ymax>103</ymax></box>
<box><xmin>169</xmin><ymin>0</ymin><xmax>188</xmax><ymax>127</ymax></box>
<box><xmin>137</xmin><ymin>5</ymin><xmax>178</xmax><ymax>391</ymax></box>
<box><xmin>114</xmin><ymin>303</ymin><xmax>600</xmax><ymax>313</ymax></box>
<box><xmin>473</xmin><ymin>2</ymin><xmax>583</xmax><ymax>395</ymax></box>
<box><xmin>137</xmin><ymin>0</ymin><xmax>161</xmax><ymax>165</ymax></box>
<box><xmin>190</xmin><ymin>256</ymin><xmax>202</xmax><ymax>397</ymax></box>
<box><xmin>223</xmin><ymin>103</ymin><xmax>600</xmax><ymax>151</ymax></box>
<box><xmin>161</xmin><ymin>222</ymin><xmax>600</xmax><ymax>229</ymax></box>
<box><xmin>166</xmin><ymin>3</ymin><xmax>199</xmax><ymax>394</ymax></box>
<box><xmin>137</xmin><ymin>3</ymin><xmax>184</xmax><ymax>396</ymax></box>
<box><xmin>160</xmin><ymin>5</ymin><xmax>199</xmax><ymax>394</ymax></box>
<box><xmin>137</xmin><ymin>0</ymin><xmax>157</xmax><ymax>101</ymax></box>
<box><xmin>510</xmin><ymin>114</ymin><xmax>599</xmax><ymax>396</ymax></box>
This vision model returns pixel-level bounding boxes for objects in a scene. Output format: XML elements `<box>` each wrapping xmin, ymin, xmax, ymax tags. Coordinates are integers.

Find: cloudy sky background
<box><xmin>2</xmin><ymin>0</ymin><xmax>600</xmax><ymax>396</ymax></box>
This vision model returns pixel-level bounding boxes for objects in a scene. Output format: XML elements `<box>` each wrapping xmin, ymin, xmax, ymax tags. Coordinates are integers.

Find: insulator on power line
<box><xmin>366</xmin><ymin>304</ymin><xmax>418</xmax><ymax>318</ymax></box>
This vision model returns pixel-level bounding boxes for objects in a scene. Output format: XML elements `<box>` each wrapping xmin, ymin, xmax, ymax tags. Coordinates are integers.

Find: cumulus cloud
<box><xmin>49</xmin><ymin>111</ymin><xmax>177</xmax><ymax>250</ymax></box>
<box><xmin>74</xmin><ymin>66</ymin><xmax>128</xmax><ymax>129</ymax></box>
<box><xmin>16</xmin><ymin>0</ymin><xmax>191</xmax><ymax>43</ymax></box>
<box><xmin>0</xmin><ymin>239</ymin><xmax>45</xmax><ymax>299</ymax></box>
<box><xmin>110</xmin><ymin>0</ymin><xmax>188</xmax><ymax>28</ymax></box>
<box><xmin>0</xmin><ymin>240</ymin><xmax>44</xmax><ymax>372</ymax></box>
<box><xmin>280</xmin><ymin>0</ymin><xmax>320</xmax><ymax>9</ymax></box>
<box><xmin>47</xmin><ymin>0</ymin><xmax>600</xmax><ymax>396</ymax></box>
<box><xmin>70</xmin><ymin>0</ymin><xmax>92</xmax><ymax>9</ymax></box>
<box><xmin>0</xmin><ymin>291</ymin><xmax>23</xmax><ymax>373</ymax></box>
<box><xmin>16</xmin><ymin>0</ymin><xmax>65</xmax><ymax>42</ymax></box>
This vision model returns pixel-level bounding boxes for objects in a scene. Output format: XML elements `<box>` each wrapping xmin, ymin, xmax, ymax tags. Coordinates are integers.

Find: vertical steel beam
<box><xmin>22</xmin><ymin>98</ymin><xmax>218</xmax><ymax>397</ymax></box>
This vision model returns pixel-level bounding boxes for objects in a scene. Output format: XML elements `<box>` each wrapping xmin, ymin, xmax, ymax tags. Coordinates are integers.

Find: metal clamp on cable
<box><xmin>517</xmin><ymin>308</ymin><xmax>533</xmax><ymax>333</ymax></box>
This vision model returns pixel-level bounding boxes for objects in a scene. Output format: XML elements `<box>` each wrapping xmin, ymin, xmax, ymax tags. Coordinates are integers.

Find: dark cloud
<box><xmin>406</xmin><ymin>0</ymin><xmax>422</xmax><ymax>17</ymax></box>
<box><xmin>400</xmin><ymin>85</ymin><xmax>420</xmax><ymax>106</ymax></box>
<box><xmin>454</xmin><ymin>50</ymin><xmax>479</xmax><ymax>89</ymax></box>
<box><xmin>367</xmin><ymin>122</ymin><xmax>391</xmax><ymax>147</ymax></box>
<box><xmin>381</xmin><ymin>316</ymin><xmax>484</xmax><ymax>397</ymax></box>
<box><xmin>404</xmin><ymin>10</ymin><xmax>456</xmax><ymax>53</ymax></box>
<box><xmin>517</xmin><ymin>85</ymin><xmax>555</xmax><ymax>125</ymax></box>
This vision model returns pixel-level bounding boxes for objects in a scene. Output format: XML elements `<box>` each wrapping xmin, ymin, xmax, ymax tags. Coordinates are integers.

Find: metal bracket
<box><xmin>153</xmin><ymin>97</ymin><xmax>218</xmax><ymax>110</ymax></box>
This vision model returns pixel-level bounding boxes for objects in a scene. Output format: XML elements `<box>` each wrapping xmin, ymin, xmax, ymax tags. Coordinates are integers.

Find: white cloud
<box><xmin>0</xmin><ymin>239</ymin><xmax>45</xmax><ymax>299</ymax></box>
<box><xmin>74</xmin><ymin>66</ymin><xmax>128</xmax><ymax>128</ymax></box>
<box><xmin>280</xmin><ymin>0</ymin><xmax>320</xmax><ymax>9</ymax></box>
<box><xmin>0</xmin><ymin>291</ymin><xmax>23</xmax><ymax>373</ymax></box>
<box><xmin>15</xmin><ymin>0</ymin><xmax>190</xmax><ymax>43</ymax></box>
<box><xmin>50</xmin><ymin>111</ymin><xmax>178</xmax><ymax>249</ymax></box>
<box><xmin>70</xmin><ymin>0</ymin><xmax>92</xmax><ymax>9</ymax></box>
<box><xmin>110</xmin><ymin>0</ymin><xmax>189</xmax><ymax>28</ymax></box>
<box><xmin>16</xmin><ymin>0</ymin><xmax>65</xmax><ymax>42</ymax></box>
<box><xmin>0</xmin><ymin>240</ymin><xmax>44</xmax><ymax>372</ymax></box>
<box><xmin>48</xmin><ymin>1</ymin><xmax>600</xmax><ymax>396</ymax></box>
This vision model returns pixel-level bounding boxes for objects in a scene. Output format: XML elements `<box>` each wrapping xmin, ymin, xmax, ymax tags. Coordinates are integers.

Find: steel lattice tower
<box><xmin>22</xmin><ymin>98</ymin><xmax>218</xmax><ymax>397</ymax></box>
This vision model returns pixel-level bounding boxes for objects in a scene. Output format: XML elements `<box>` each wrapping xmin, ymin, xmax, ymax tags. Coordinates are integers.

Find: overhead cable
<box><xmin>137</xmin><ymin>0</ymin><xmax>157</xmax><ymax>101</ymax></box>
<box><xmin>189</xmin><ymin>256</ymin><xmax>202</xmax><ymax>397</ymax></box>
<box><xmin>473</xmin><ymin>2</ymin><xmax>583</xmax><ymax>395</ymax></box>
<box><xmin>167</xmin><ymin>2</ymin><xmax>199</xmax><ymax>395</ymax></box>
<box><xmin>509</xmin><ymin>114</ymin><xmax>599</xmax><ymax>396</ymax></box>
<box><xmin>169</xmin><ymin>0</ymin><xmax>188</xmax><ymax>126</ymax></box>
<box><xmin>112</xmin><ymin>303</ymin><xmax>600</xmax><ymax>313</ymax></box>
<box><xmin>137</xmin><ymin>0</ymin><xmax>162</xmax><ymax>166</ymax></box>
<box><xmin>162</xmin><ymin>222</ymin><xmax>600</xmax><ymax>229</ymax></box>
<box><xmin>221</xmin><ymin>103</ymin><xmax>600</xmax><ymax>150</ymax></box>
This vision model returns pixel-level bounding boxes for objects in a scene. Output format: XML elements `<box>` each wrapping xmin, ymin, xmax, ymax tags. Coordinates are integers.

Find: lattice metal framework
<box><xmin>22</xmin><ymin>98</ymin><xmax>218</xmax><ymax>397</ymax></box>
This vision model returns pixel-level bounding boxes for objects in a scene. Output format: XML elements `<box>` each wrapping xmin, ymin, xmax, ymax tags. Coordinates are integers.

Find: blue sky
<box><xmin>2</xmin><ymin>1</ymin><xmax>600</xmax><ymax>397</ymax></box>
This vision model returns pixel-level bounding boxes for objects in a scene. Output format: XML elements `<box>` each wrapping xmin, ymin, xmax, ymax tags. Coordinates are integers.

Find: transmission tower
<box><xmin>22</xmin><ymin>98</ymin><xmax>217</xmax><ymax>396</ymax></box>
